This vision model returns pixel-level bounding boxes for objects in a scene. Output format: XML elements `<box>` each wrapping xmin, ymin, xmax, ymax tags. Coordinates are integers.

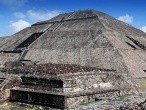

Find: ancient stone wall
<box><xmin>24</xmin><ymin>48</ymin><xmax>127</xmax><ymax>73</ymax></box>
<box><xmin>0</xmin><ymin>55</ymin><xmax>20</xmax><ymax>67</ymax></box>
<box><xmin>0</xmin><ymin>23</ymin><xmax>52</xmax><ymax>51</ymax></box>
<box><xmin>0</xmin><ymin>37</ymin><xmax>10</xmax><ymax>50</ymax></box>
<box><xmin>62</xmin><ymin>71</ymin><xmax>129</xmax><ymax>93</ymax></box>
<box><xmin>0</xmin><ymin>75</ymin><xmax>21</xmax><ymax>101</ymax></box>
<box><xmin>66</xmin><ymin>90</ymin><xmax>120</xmax><ymax>108</ymax></box>
<box><xmin>29</xmin><ymin>30</ymin><xmax>112</xmax><ymax>50</ymax></box>
<box><xmin>57</xmin><ymin>18</ymin><xmax>104</xmax><ymax>31</ymax></box>
<box><xmin>0</xmin><ymin>89</ymin><xmax>10</xmax><ymax>102</ymax></box>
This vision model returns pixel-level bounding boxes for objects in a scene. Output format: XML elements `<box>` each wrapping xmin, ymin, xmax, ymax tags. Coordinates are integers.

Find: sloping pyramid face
<box><xmin>0</xmin><ymin>10</ymin><xmax>146</xmax><ymax>90</ymax></box>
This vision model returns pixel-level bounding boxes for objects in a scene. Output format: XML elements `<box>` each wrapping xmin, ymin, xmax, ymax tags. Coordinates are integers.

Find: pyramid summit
<box><xmin>0</xmin><ymin>10</ymin><xmax>146</xmax><ymax>109</ymax></box>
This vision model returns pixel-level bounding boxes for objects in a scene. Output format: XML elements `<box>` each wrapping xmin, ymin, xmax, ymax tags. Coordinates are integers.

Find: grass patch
<box><xmin>0</xmin><ymin>102</ymin><xmax>42</xmax><ymax>110</ymax></box>
<box><xmin>80</xmin><ymin>100</ymin><xmax>87</xmax><ymax>105</ymax></box>
<box><xmin>115</xmin><ymin>94</ymin><xmax>131</xmax><ymax>99</ymax></box>
<box><xmin>80</xmin><ymin>100</ymin><xmax>93</xmax><ymax>105</ymax></box>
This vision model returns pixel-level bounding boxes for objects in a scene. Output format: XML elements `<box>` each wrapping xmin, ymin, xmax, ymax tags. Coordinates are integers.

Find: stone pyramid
<box><xmin>0</xmin><ymin>10</ymin><xmax>146</xmax><ymax>91</ymax></box>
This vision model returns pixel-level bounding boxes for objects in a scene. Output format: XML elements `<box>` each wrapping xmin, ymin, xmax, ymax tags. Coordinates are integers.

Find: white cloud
<box><xmin>10</xmin><ymin>19</ymin><xmax>31</xmax><ymax>33</ymax></box>
<box><xmin>14</xmin><ymin>12</ymin><xmax>26</xmax><ymax>18</ymax></box>
<box><xmin>27</xmin><ymin>10</ymin><xmax>61</xmax><ymax>22</ymax></box>
<box><xmin>0</xmin><ymin>0</ymin><xmax>27</xmax><ymax>9</ymax></box>
<box><xmin>140</xmin><ymin>26</ymin><xmax>146</xmax><ymax>33</ymax></box>
<box><xmin>10</xmin><ymin>9</ymin><xmax>62</xmax><ymax>34</ymax></box>
<box><xmin>117</xmin><ymin>14</ymin><xmax>133</xmax><ymax>24</ymax></box>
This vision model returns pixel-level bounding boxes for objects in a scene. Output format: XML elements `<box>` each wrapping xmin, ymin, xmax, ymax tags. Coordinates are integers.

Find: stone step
<box><xmin>10</xmin><ymin>87</ymin><xmax>65</xmax><ymax>109</ymax></box>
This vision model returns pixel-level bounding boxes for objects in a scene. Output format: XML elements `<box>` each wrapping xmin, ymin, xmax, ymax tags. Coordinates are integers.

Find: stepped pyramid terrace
<box><xmin>0</xmin><ymin>10</ymin><xmax>146</xmax><ymax>109</ymax></box>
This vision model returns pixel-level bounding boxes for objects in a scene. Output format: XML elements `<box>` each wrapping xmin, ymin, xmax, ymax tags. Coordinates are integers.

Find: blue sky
<box><xmin>0</xmin><ymin>0</ymin><xmax>146</xmax><ymax>37</ymax></box>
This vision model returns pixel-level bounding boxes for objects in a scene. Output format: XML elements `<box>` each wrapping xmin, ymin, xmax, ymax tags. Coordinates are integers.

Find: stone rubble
<box><xmin>69</xmin><ymin>95</ymin><xmax>146</xmax><ymax>110</ymax></box>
